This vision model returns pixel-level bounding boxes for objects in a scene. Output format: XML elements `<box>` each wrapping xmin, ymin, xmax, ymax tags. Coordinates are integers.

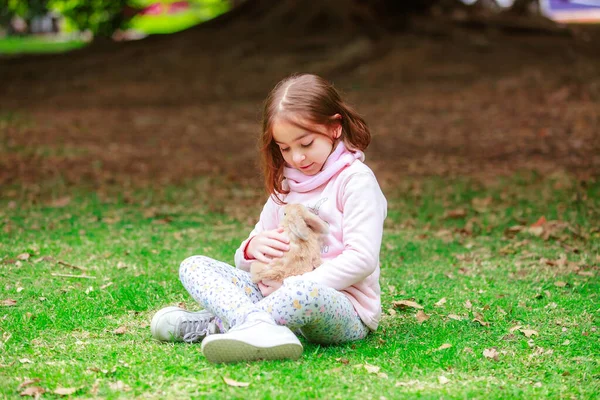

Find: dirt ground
<box><xmin>1</xmin><ymin>19</ymin><xmax>599</xmax><ymax>198</ymax></box>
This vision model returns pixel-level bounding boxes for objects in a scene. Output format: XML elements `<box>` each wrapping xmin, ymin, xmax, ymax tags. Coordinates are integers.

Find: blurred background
<box><xmin>0</xmin><ymin>0</ymin><xmax>599</xmax><ymax>200</ymax></box>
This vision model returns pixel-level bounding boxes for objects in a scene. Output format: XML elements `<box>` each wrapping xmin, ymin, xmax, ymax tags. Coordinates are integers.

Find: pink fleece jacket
<box><xmin>234</xmin><ymin>142</ymin><xmax>387</xmax><ymax>331</ymax></box>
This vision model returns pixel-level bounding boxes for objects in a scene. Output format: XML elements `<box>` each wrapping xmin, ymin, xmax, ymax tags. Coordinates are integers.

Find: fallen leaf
<box><xmin>19</xmin><ymin>358</ymin><xmax>33</xmax><ymax>364</ymax></box>
<box><xmin>509</xmin><ymin>325</ymin><xmax>522</xmax><ymax>333</ymax></box>
<box><xmin>528</xmin><ymin>226</ymin><xmax>545</xmax><ymax>237</ymax></box>
<box><xmin>392</xmin><ymin>300</ymin><xmax>423</xmax><ymax>310</ymax></box>
<box><xmin>113</xmin><ymin>326</ymin><xmax>127</xmax><ymax>335</ymax></box>
<box><xmin>50</xmin><ymin>197</ymin><xmax>71</xmax><ymax>208</ymax></box>
<box><xmin>531</xmin><ymin>216</ymin><xmax>547</xmax><ymax>228</ymax></box>
<box><xmin>444</xmin><ymin>209</ymin><xmax>467</xmax><ymax>219</ymax></box>
<box><xmin>377</xmin><ymin>372</ymin><xmax>389</xmax><ymax>379</ymax></box>
<box><xmin>577</xmin><ymin>270</ymin><xmax>594</xmax><ymax>277</ymax></box>
<box><xmin>223</xmin><ymin>377</ymin><xmax>250</xmax><ymax>387</ymax></box>
<box><xmin>437</xmin><ymin>343</ymin><xmax>452</xmax><ymax>351</ymax></box>
<box><xmin>416</xmin><ymin>310</ymin><xmax>430</xmax><ymax>324</ymax></box>
<box><xmin>520</xmin><ymin>329</ymin><xmax>538</xmax><ymax>338</ymax></box>
<box><xmin>54</xmin><ymin>387</ymin><xmax>78</xmax><ymax>396</ymax></box>
<box><xmin>483</xmin><ymin>348</ymin><xmax>499</xmax><ymax>361</ymax></box>
<box><xmin>434</xmin><ymin>298</ymin><xmax>447</xmax><ymax>307</ymax></box>
<box><xmin>464</xmin><ymin>300</ymin><xmax>473</xmax><ymax>309</ymax></box>
<box><xmin>364</xmin><ymin>364</ymin><xmax>381</xmax><ymax>374</ymax></box>
<box><xmin>554</xmin><ymin>281</ymin><xmax>568</xmax><ymax>287</ymax></box>
<box><xmin>473</xmin><ymin>312</ymin><xmax>489</xmax><ymax>327</ymax></box>
<box><xmin>100</xmin><ymin>282</ymin><xmax>113</xmax><ymax>290</ymax></box>
<box><xmin>17</xmin><ymin>379</ymin><xmax>41</xmax><ymax>390</ymax></box>
<box><xmin>1</xmin><ymin>299</ymin><xmax>17</xmax><ymax>307</ymax></box>
<box><xmin>20</xmin><ymin>386</ymin><xmax>45</xmax><ymax>397</ymax></box>
<box><xmin>17</xmin><ymin>253</ymin><xmax>31</xmax><ymax>261</ymax></box>
<box><xmin>438</xmin><ymin>376</ymin><xmax>450</xmax><ymax>384</ymax></box>
<box><xmin>447</xmin><ymin>314</ymin><xmax>463</xmax><ymax>320</ymax></box>
<box><xmin>108</xmin><ymin>381</ymin><xmax>131</xmax><ymax>391</ymax></box>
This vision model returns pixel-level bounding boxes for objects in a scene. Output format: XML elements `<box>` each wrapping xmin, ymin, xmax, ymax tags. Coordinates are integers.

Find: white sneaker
<box><xmin>151</xmin><ymin>306</ymin><xmax>217</xmax><ymax>343</ymax></box>
<box><xmin>200</xmin><ymin>313</ymin><xmax>303</xmax><ymax>363</ymax></box>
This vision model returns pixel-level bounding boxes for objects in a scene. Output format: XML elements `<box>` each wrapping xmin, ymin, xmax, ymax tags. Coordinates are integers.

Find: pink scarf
<box><xmin>283</xmin><ymin>141</ymin><xmax>364</xmax><ymax>193</ymax></box>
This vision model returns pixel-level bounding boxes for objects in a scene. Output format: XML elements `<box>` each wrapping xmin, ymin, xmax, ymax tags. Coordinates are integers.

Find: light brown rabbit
<box><xmin>250</xmin><ymin>203</ymin><xmax>329</xmax><ymax>283</ymax></box>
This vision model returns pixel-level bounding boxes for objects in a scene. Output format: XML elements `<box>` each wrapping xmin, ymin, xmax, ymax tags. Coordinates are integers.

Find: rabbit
<box><xmin>250</xmin><ymin>203</ymin><xmax>329</xmax><ymax>284</ymax></box>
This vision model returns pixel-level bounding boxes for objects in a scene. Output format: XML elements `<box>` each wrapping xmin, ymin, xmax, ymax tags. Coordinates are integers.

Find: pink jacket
<box><xmin>234</xmin><ymin>142</ymin><xmax>387</xmax><ymax>331</ymax></box>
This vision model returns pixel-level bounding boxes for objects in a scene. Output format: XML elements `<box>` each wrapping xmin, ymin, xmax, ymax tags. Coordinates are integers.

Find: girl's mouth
<box><xmin>300</xmin><ymin>163</ymin><xmax>314</xmax><ymax>170</ymax></box>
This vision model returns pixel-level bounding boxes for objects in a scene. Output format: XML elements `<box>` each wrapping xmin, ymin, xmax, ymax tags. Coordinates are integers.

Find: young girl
<box><xmin>151</xmin><ymin>73</ymin><xmax>387</xmax><ymax>363</ymax></box>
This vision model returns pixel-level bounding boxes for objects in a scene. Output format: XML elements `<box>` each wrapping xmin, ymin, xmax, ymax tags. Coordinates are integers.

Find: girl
<box><xmin>151</xmin><ymin>73</ymin><xmax>387</xmax><ymax>363</ymax></box>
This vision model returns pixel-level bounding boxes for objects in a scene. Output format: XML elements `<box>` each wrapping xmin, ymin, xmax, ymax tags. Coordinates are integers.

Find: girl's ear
<box><xmin>331</xmin><ymin>114</ymin><xmax>343</xmax><ymax>138</ymax></box>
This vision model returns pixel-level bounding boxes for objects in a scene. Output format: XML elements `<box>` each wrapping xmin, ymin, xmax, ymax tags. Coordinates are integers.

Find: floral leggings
<box><xmin>179</xmin><ymin>255</ymin><xmax>370</xmax><ymax>344</ymax></box>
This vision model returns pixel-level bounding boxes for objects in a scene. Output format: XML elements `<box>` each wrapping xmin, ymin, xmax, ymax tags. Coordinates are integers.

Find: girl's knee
<box><xmin>179</xmin><ymin>255</ymin><xmax>212</xmax><ymax>280</ymax></box>
<box><xmin>281</xmin><ymin>279</ymin><xmax>322</xmax><ymax>301</ymax></box>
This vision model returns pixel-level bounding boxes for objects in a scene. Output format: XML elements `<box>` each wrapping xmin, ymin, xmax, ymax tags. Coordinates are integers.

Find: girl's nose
<box><xmin>293</xmin><ymin>151</ymin><xmax>306</xmax><ymax>164</ymax></box>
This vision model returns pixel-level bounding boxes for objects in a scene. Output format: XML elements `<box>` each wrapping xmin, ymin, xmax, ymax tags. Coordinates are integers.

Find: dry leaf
<box><xmin>416</xmin><ymin>310</ymin><xmax>430</xmax><ymax>324</ymax></box>
<box><xmin>377</xmin><ymin>372</ymin><xmax>389</xmax><ymax>379</ymax></box>
<box><xmin>509</xmin><ymin>325</ymin><xmax>522</xmax><ymax>333</ymax></box>
<box><xmin>54</xmin><ymin>387</ymin><xmax>78</xmax><ymax>396</ymax></box>
<box><xmin>1</xmin><ymin>299</ymin><xmax>17</xmax><ymax>307</ymax></box>
<box><xmin>554</xmin><ymin>281</ymin><xmax>568</xmax><ymax>287</ymax></box>
<box><xmin>447</xmin><ymin>314</ymin><xmax>463</xmax><ymax>320</ymax></box>
<box><xmin>437</xmin><ymin>343</ymin><xmax>452</xmax><ymax>351</ymax></box>
<box><xmin>364</xmin><ymin>364</ymin><xmax>381</xmax><ymax>374</ymax></box>
<box><xmin>434</xmin><ymin>298</ymin><xmax>447</xmax><ymax>307</ymax></box>
<box><xmin>17</xmin><ymin>253</ymin><xmax>31</xmax><ymax>261</ymax></box>
<box><xmin>51</xmin><ymin>197</ymin><xmax>71</xmax><ymax>208</ymax></box>
<box><xmin>19</xmin><ymin>358</ymin><xmax>33</xmax><ymax>364</ymax></box>
<box><xmin>483</xmin><ymin>348</ymin><xmax>499</xmax><ymax>361</ymax></box>
<box><xmin>392</xmin><ymin>300</ymin><xmax>423</xmax><ymax>310</ymax></box>
<box><xmin>473</xmin><ymin>312</ymin><xmax>489</xmax><ymax>327</ymax></box>
<box><xmin>464</xmin><ymin>300</ymin><xmax>472</xmax><ymax>309</ymax></box>
<box><xmin>438</xmin><ymin>376</ymin><xmax>450</xmax><ymax>384</ymax></box>
<box><xmin>17</xmin><ymin>379</ymin><xmax>41</xmax><ymax>390</ymax></box>
<box><xmin>223</xmin><ymin>377</ymin><xmax>250</xmax><ymax>387</ymax></box>
<box><xmin>20</xmin><ymin>386</ymin><xmax>45</xmax><ymax>398</ymax></box>
<box><xmin>108</xmin><ymin>381</ymin><xmax>131</xmax><ymax>391</ymax></box>
<box><xmin>113</xmin><ymin>326</ymin><xmax>127</xmax><ymax>335</ymax></box>
<box><xmin>520</xmin><ymin>329</ymin><xmax>538</xmax><ymax>338</ymax></box>
<box><xmin>444</xmin><ymin>209</ymin><xmax>467</xmax><ymax>219</ymax></box>
<box><xmin>531</xmin><ymin>216</ymin><xmax>547</xmax><ymax>228</ymax></box>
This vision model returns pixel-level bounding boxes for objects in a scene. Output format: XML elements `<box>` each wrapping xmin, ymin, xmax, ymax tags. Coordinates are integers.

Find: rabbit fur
<box><xmin>250</xmin><ymin>203</ymin><xmax>329</xmax><ymax>283</ymax></box>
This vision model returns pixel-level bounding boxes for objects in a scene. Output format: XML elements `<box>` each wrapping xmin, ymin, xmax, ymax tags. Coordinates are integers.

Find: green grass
<box><xmin>0</xmin><ymin>36</ymin><xmax>87</xmax><ymax>56</ymax></box>
<box><xmin>1</xmin><ymin>173</ymin><xmax>599</xmax><ymax>399</ymax></box>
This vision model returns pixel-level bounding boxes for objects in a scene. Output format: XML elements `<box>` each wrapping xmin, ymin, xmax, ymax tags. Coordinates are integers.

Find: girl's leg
<box><xmin>256</xmin><ymin>280</ymin><xmax>370</xmax><ymax>344</ymax></box>
<box><xmin>179</xmin><ymin>255</ymin><xmax>264</xmax><ymax>330</ymax></box>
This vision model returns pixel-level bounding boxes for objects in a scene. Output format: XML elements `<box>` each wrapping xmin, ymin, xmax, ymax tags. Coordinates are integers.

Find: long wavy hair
<box><xmin>260</xmin><ymin>74</ymin><xmax>371</xmax><ymax>202</ymax></box>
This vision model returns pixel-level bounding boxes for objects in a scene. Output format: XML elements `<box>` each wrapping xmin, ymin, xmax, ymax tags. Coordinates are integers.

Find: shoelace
<box><xmin>178</xmin><ymin>317</ymin><xmax>215</xmax><ymax>343</ymax></box>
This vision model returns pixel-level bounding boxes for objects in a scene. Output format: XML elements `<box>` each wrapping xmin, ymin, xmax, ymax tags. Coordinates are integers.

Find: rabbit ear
<box><xmin>288</xmin><ymin>219</ymin><xmax>310</xmax><ymax>241</ymax></box>
<box><xmin>303</xmin><ymin>212</ymin><xmax>329</xmax><ymax>234</ymax></box>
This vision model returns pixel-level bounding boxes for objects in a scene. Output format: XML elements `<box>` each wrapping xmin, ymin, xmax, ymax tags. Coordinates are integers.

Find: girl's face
<box><xmin>272</xmin><ymin>116</ymin><xmax>341</xmax><ymax>176</ymax></box>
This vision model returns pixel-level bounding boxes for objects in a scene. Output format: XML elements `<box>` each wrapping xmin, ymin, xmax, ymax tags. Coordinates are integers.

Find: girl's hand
<box><xmin>246</xmin><ymin>228</ymin><xmax>290</xmax><ymax>264</ymax></box>
<box><xmin>258</xmin><ymin>279</ymin><xmax>282</xmax><ymax>296</ymax></box>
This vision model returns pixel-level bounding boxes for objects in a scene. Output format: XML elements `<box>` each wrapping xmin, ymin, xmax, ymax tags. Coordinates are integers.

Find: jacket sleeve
<box><xmin>234</xmin><ymin>196</ymin><xmax>281</xmax><ymax>271</ymax></box>
<box><xmin>297</xmin><ymin>172</ymin><xmax>387</xmax><ymax>290</ymax></box>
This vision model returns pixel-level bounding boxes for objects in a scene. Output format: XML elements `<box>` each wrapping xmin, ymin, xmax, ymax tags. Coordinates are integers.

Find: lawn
<box><xmin>0</xmin><ymin>36</ymin><xmax>87</xmax><ymax>56</ymax></box>
<box><xmin>1</xmin><ymin>172</ymin><xmax>598</xmax><ymax>399</ymax></box>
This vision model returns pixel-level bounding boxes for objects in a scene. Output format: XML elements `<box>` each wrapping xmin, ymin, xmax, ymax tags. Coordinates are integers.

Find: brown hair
<box><xmin>260</xmin><ymin>73</ymin><xmax>371</xmax><ymax>200</ymax></box>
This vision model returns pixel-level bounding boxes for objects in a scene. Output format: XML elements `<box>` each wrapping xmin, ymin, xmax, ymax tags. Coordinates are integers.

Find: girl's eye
<box><xmin>280</xmin><ymin>147</ymin><xmax>290</xmax><ymax>153</ymax></box>
<box><xmin>301</xmin><ymin>141</ymin><xmax>314</xmax><ymax>148</ymax></box>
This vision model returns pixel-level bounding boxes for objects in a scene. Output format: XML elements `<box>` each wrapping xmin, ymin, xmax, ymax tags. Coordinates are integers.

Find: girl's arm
<box><xmin>234</xmin><ymin>196</ymin><xmax>281</xmax><ymax>271</ymax></box>
<box><xmin>297</xmin><ymin>172</ymin><xmax>387</xmax><ymax>290</ymax></box>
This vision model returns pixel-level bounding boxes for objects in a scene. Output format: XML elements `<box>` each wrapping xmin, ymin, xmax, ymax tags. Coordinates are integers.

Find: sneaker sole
<box><xmin>201</xmin><ymin>338</ymin><xmax>303</xmax><ymax>363</ymax></box>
